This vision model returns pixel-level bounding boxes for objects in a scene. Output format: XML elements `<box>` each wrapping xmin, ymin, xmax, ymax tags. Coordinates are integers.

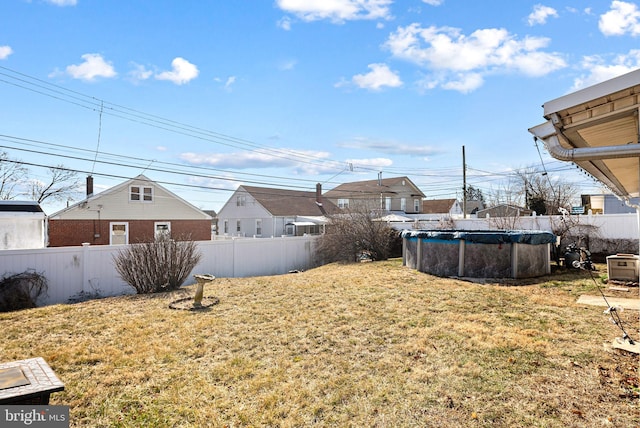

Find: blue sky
<box><xmin>1</xmin><ymin>0</ymin><xmax>640</xmax><ymax>214</ymax></box>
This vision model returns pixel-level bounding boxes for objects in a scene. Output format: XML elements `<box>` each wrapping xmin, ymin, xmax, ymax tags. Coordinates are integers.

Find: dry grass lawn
<box><xmin>1</xmin><ymin>259</ymin><xmax>638</xmax><ymax>427</ymax></box>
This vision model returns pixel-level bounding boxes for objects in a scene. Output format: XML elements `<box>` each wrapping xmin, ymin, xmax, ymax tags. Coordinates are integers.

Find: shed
<box><xmin>0</xmin><ymin>201</ymin><xmax>45</xmax><ymax>249</ymax></box>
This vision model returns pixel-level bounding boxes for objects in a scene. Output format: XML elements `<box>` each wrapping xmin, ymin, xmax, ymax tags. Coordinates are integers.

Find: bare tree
<box><xmin>0</xmin><ymin>152</ymin><xmax>28</xmax><ymax>200</ymax></box>
<box><xmin>316</xmin><ymin>202</ymin><xmax>400</xmax><ymax>263</ymax></box>
<box><xmin>464</xmin><ymin>185</ymin><xmax>485</xmax><ymax>203</ymax></box>
<box><xmin>485</xmin><ymin>177</ymin><xmax>524</xmax><ymax>208</ymax></box>
<box><xmin>516</xmin><ymin>167</ymin><xmax>579</xmax><ymax>215</ymax></box>
<box><xmin>28</xmin><ymin>165</ymin><xmax>82</xmax><ymax>204</ymax></box>
<box><xmin>486</xmin><ymin>167</ymin><xmax>579</xmax><ymax>214</ymax></box>
<box><xmin>0</xmin><ymin>151</ymin><xmax>81</xmax><ymax>205</ymax></box>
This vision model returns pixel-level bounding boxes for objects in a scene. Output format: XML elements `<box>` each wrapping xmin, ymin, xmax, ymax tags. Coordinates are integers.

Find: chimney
<box><xmin>86</xmin><ymin>175</ymin><xmax>94</xmax><ymax>197</ymax></box>
<box><xmin>315</xmin><ymin>183</ymin><xmax>327</xmax><ymax>214</ymax></box>
<box><xmin>315</xmin><ymin>183</ymin><xmax>322</xmax><ymax>206</ymax></box>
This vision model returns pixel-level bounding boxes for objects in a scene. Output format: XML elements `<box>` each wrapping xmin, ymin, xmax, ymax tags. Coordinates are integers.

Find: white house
<box><xmin>217</xmin><ymin>184</ymin><xmax>339</xmax><ymax>237</ymax></box>
<box><xmin>420</xmin><ymin>198</ymin><xmax>463</xmax><ymax>219</ymax></box>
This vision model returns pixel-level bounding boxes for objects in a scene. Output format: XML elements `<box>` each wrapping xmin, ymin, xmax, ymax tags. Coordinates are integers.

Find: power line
<box><xmin>0</xmin><ymin>65</ymin><xmax>358</xmax><ymax>174</ymax></box>
<box><xmin>0</xmin><ymin>65</ymin><xmax>605</xmax><ymax>201</ymax></box>
<box><xmin>0</xmin><ymin>133</ymin><xmax>355</xmax><ymax>189</ymax></box>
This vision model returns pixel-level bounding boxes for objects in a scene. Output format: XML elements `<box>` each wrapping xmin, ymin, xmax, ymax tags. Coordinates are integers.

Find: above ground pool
<box><xmin>401</xmin><ymin>230</ymin><xmax>557</xmax><ymax>279</ymax></box>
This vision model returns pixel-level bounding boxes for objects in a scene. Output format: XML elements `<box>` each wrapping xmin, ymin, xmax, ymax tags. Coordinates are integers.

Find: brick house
<box><xmin>47</xmin><ymin>175</ymin><xmax>212</xmax><ymax>247</ymax></box>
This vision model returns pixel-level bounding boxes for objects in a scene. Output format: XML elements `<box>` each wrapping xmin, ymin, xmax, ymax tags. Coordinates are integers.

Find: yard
<box><xmin>1</xmin><ymin>259</ymin><xmax>638</xmax><ymax>427</ymax></box>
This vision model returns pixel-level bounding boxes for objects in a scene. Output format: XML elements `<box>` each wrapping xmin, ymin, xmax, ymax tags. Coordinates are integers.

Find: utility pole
<box><xmin>462</xmin><ymin>145</ymin><xmax>467</xmax><ymax>219</ymax></box>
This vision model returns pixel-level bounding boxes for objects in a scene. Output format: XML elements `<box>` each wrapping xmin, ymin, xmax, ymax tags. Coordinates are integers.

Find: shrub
<box><xmin>0</xmin><ymin>271</ymin><xmax>48</xmax><ymax>312</ymax></box>
<box><xmin>113</xmin><ymin>234</ymin><xmax>202</xmax><ymax>294</ymax></box>
<box><xmin>316</xmin><ymin>207</ymin><xmax>400</xmax><ymax>263</ymax></box>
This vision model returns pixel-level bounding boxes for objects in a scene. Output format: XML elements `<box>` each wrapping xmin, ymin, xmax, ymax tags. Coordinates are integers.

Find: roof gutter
<box><xmin>528</xmin><ymin>116</ymin><xmax>640</xmax><ymax>162</ymax></box>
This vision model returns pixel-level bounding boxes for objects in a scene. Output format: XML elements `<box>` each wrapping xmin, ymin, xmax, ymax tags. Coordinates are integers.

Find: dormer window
<box><xmin>338</xmin><ymin>198</ymin><xmax>349</xmax><ymax>209</ymax></box>
<box><xmin>130</xmin><ymin>185</ymin><xmax>153</xmax><ymax>202</ymax></box>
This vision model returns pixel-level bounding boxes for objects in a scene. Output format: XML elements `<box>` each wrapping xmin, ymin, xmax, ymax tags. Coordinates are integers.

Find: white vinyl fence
<box><xmin>451</xmin><ymin>213</ymin><xmax>639</xmax><ymax>240</ymax></box>
<box><xmin>0</xmin><ymin>236</ymin><xmax>318</xmax><ymax>306</ymax></box>
<box><xmin>2</xmin><ymin>214</ymin><xmax>638</xmax><ymax>307</ymax></box>
<box><xmin>392</xmin><ymin>213</ymin><xmax>639</xmax><ymax>240</ymax></box>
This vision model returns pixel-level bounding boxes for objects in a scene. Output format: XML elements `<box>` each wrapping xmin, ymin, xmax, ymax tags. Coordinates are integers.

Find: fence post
<box><xmin>458</xmin><ymin>240</ymin><xmax>465</xmax><ymax>277</ymax></box>
<box><xmin>81</xmin><ymin>243</ymin><xmax>90</xmax><ymax>293</ymax></box>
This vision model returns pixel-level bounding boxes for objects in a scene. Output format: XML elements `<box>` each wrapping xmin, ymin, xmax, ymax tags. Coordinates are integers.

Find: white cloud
<box><xmin>45</xmin><ymin>0</ymin><xmax>77</xmax><ymax>6</ymax></box>
<box><xmin>599</xmin><ymin>1</ymin><xmax>640</xmax><ymax>36</ymax></box>
<box><xmin>422</xmin><ymin>0</ymin><xmax>443</xmax><ymax>5</ymax></box>
<box><xmin>276</xmin><ymin>0</ymin><xmax>392</xmax><ymax>23</ymax></box>
<box><xmin>224</xmin><ymin>76</ymin><xmax>236</xmax><ymax>89</ymax></box>
<box><xmin>155</xmin><ymin>57</ymin><xmax>199</xmax><ymax>85</ymax></box>
<box><xmin>350</xmin><ymin>63</ymin><xmax>403</xmax><ymax>91</ymax></box>
<box><xmin>441</xmin><ymin>72</ymin><xmax>484</xmax><ymax>93</ymax></box>
<box><xmin>277</xmin><ymin>16</ymin><xmax>292</xmax><ymax>30</ymax></box>
<box><xmin>339</xmin><ymin>137</ymin><xmax>442</xmax><ymax>156</ymax></box>
<box><xmin>180</xmin><ymin>148</ymin><xmax>331</xmax><ymax>171</ymax></box>
<box><xmin>127</xmin><ymin>63</ymin><xmax>153</xmax><ymax>83</ymax></box>
<box><xmin>345</xmin><ymin>157</ymin><xmax>393</xmax><ymax>168</ymax></box>
<box><xmin>0</xmin><ymin>45</ymin><xmax>13</xmax><ymax>60</ymax></box>
<box><xmin>213</xmin><ymin>75</ymin><xmax>237</xmax><ymax>90</ymax></box>
<box><xmin>383</xmin><ymin>23</ymin><xmax>566</xmax><ymax>92</ymax></box>
<box><xmin>571</xmin><ymin>50</ymin><xmax>640</xmax><ymax>90</ymax></box>
<box><xmin>278</xmin><ymin>59</ymin><xmax>297</xmax><ymax>71</ymax></box>
<box><xmin>64</xmin><ymin>53</ymin><xmax>117</xmax><ymax>81</ymax></box>
<box><xmin>527</xmin><ymin>4</ymin><xmax>558</xmax><ymax>26</ymax></box>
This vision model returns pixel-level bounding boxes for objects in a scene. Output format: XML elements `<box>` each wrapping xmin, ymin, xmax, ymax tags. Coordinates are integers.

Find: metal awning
<box><xmin>290</xmin><ymin>221</ymin><xmax>317</xmax><ymax>227</ymax></box>
<box><xmin>374</xmin><ymin>213</ymin><xmax>413</xmax><ymax>222</ymax></box>
<box><xmin>529</xmin><ymin>69</ymin><xmax>640</xmax><ymax>201</ymax></box>
<box><xmin>295</xmin><ymin>216</ymin><xmax>329</xmax><ymax>224</ymax></box>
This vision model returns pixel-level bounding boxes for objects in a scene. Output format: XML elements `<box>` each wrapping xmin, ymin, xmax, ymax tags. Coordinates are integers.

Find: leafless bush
<box><xmin>316</xmin><ymin>207</ymin><xmax>400</xmax><ymax>263</ymax></box>
<box><xmin>488</xmin><ymin>215</ymin><xmax>523</xmax><ymax>230</ymax></box>
<box><xmin>0</xmin><ymin>271</ymin><xmax>48</xmax><ymax>312</ymax></box>
<box><xmin>113</xmin><ymin>234</ymin><xmax>202</xmax><ymax>294</ymax></box>
<box><xmin>548</xmin><ymin>215</ymin><xmax>598</xmax><ymax>242</ymax></box>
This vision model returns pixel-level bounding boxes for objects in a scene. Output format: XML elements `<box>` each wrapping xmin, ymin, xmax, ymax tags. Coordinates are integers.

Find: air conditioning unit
<box><xmin>606</xmin><ymin>254</ymin><xmax>639</xmax><ymax>282</ymax></box>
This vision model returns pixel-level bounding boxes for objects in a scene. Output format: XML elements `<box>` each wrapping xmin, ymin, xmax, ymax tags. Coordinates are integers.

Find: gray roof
<box><xmin>241</xmin><ymin>186</ymin><xmax>339</xmax><ymax>216</ymax></box>
<box><xmin>325</xmin><ymin>176</ymin><xmax>425</xmax><ymax>198</ymax></box>
<box><xmin>422</xmin><ymin>198</ymin><xmax>458</xmax><ymax>214</ymax></box>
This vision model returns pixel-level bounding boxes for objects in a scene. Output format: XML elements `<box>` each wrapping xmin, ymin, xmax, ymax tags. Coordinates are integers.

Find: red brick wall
<box><xmin>48</xmin><ymin>219</ymin><xmax>211</xmax><ymax>247</ymax></box>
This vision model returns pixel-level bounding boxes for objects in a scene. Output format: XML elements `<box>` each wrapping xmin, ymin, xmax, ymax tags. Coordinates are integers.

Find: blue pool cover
<box><xmin>400</xmin><ymin>230</ymin><xmax>556</xmax><ymax>245</ymax></box>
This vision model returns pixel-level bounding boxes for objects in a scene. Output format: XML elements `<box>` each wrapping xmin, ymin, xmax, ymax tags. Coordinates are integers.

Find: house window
<box><xmin>223</xmin><ymin>220</ymin><xmax>229</xmax><ymax>234</ymax></box>
<box><xmin>285</xmin><ymin>218</ymin><xmax>295</xmax><ymax>236</ymax></box>
<box><xmin>285</xmin><ymin>224</ymin><xmax>294</xmax><ymax>236</ymax></box>
<box><xmin>236</xmin><ymin>195</ymin><xmax>246</xmax><ymax>207</ymax></box>
<box><xmin>110</xmin><ymin>222</ymin><xmax>128</xmax><ymax>245</ymax></box>
<box><xmin>130</xmin><ymin>185</ymin><xmax>153</xmax><ymax>202</ymax></box>
<box><xmin>414</xmin><ymin>199</ymin><xmax>420</xmax><ymax>212</ymax></box>
<box><xmin>256</xmin><ymin>219</ymin><xmax>262</xmax><ymax>236</ymax></box>
<box><xmin>385</xmin><ymin>197</ymin><xmax>391</xmax><ymax>211</ymax></box>
<box><xmin>155</xmin><ymin>222</ymin><xmax>171</xmax><ymax>239</ymax></box>
<box><xmin>338</xmin><ymin>199</ymin><xmax>349</xmax><ymax>209</ymax></box>
<box><xmin>236</xmin><ymin>220</ymin><xmax>241</xmax><ymax>233</ymax></box>
<box><xmin>401</xmin><ymin>198</ymin><xmax>406</xmax><ymax>212</ymax></box>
